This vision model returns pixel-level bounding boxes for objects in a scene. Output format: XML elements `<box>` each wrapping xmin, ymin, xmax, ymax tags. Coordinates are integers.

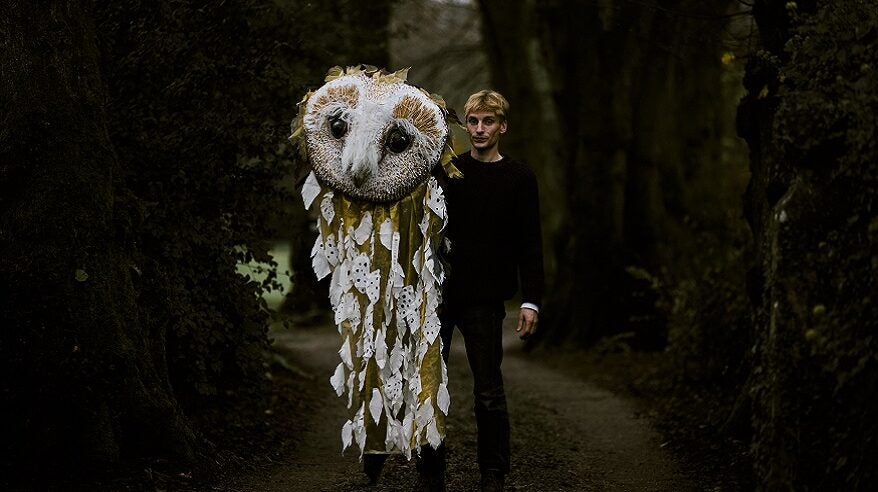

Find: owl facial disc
<box><xmin>301</xmin><ymin>70</ymin><xmax>449</xmax><ymax>202</ymax></box>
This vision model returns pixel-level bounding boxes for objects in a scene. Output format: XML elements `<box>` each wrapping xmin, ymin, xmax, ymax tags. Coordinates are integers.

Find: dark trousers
<box><xmin>436</xmin><ymin>300</ymin><xmax>510</xmax><ymax>474</ymax></box>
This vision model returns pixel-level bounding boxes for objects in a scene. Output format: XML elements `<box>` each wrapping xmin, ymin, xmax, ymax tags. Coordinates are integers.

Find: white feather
<box><xmin>369</xmin><ymin>388</ymin><xmax>384</xmax><ymax>425</ymax></box>
<box><xmin>426</xmin><ymin>419</ymin><xmax>441</xmax><ymax>448</ymax></box>
<box><xmin>341</xmin><ymin>419</ymin><xmax>353</xmax><ymax>452</ymax></box>
<box><xmin>301</xmin><ymin>171</ymin><xmax>321</xmax><ymax>210</ymax></box>
<box><xmin>320</xmin><ymin>193</ymin><xmax>335</xmax><ymax>224</ymax></box>
<box><xmin>379</xmin><ymin>218</ymin><xmax>394</xmax><ymax>250</ymax></box>
<box><xmin>353</xmin><ymin>211</ymin><xmax>372</xmax><ymax>244</ymax></box>
<box><xmin>437</xmin><ymin>383</ymin><xmax>450</xmax><ymax>415</ymax></box>
<box><xmin>339</xmin><ymin>334</ymin><xmax>353</xmax><ymax>369</ymax></box>
<box><xmin>330</xmin><ymin>362</ymin><xmax>346</xmax><ymax>396</ymax></box>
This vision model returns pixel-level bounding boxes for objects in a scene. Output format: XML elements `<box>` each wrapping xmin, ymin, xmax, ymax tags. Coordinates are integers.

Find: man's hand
<box><xmin>516</xmin><ymin>307</ymin><xmax>539</xmax><ymax>340</ymax></box>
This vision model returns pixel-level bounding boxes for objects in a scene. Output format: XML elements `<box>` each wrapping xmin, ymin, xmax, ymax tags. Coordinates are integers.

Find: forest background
<box><xmin>1</xmin><ymin>0</ymin><xmax>875</xmax><ymax>490</ymax></box>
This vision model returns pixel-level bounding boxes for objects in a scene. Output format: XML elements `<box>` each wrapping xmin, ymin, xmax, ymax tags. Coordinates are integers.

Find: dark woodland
<box><xmin>1</xmin><ymin>0</ymin><xmax>875</xmax><ymax>491</ymax></box>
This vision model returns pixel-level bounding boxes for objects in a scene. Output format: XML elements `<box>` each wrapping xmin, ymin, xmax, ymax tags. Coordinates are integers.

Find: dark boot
<box><xmin>413</xmin><ymin>444</ymin><xmax>446</xmax><ymax>491</ymax></box>
<box><xmin>363</xmin><ymin>453</ymin><xmax>388</xmax><ymax>485</ymax></box>
<box><xmin>480</xmin><ymin>469</ymin><xmax>505</xmax><ymax>492</ymax></box>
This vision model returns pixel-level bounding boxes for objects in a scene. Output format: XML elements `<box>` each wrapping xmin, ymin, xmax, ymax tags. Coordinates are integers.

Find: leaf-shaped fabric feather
<box><xmin>362</xmin><ymin>304</ymin><xmax>374</xmax><ymax>340</ymax></box>
<box><xmin>334</xmin><ymin>292</ymin><xmax>349</xmax><ymax>325</ymax></box>
<box><xmin>425</xmin><ymin>288</ymin><xmax>440</xmax><ymax>314</ymax></box>
<box><xmin>328</xmin><ymin>262</ymin><xmax>350</xmax><ymax>307</ymax></box>
<box><xmin>388</xmin><ymin>338</ymin><xmax>405</xmax><ymax>375</ymax></box>
<box><xmin>415</xmin><ymin>397</ymin><xmax>434</xmax><ymax>431</ymax></box>
<box><xmin>385</xmin><ymin>417</ymin><xmax>401</xmax><ymax>452</ymax></box>
<box><xmin>330</xmin><ymin>362</ymin><xmax>346</xmax><ymax>396</ymax></box>
<box><xmin>311</xmin><ymin>239</ymin><xmax>331</xmax><ymax>280</ymax></box>
<box><xmin>374</xmin><ymin>328</ymin><xmax>388</xmax><ymax>370</ymax></box>
<box><xmin>409</xmin><ymin>373</ymin><xmax>422</xmax><ymax>401</ymax></box>
<box><xmin>339</xmin><ymin>335</ymin><xmax>353</xmax><ymax>369</ymax></box>
<box><xmin>421</xmin><ymin>249</ymin><xmax>436</xmax><ymax>291</ymax></box>
<box><xmin>302</xmin><ymin>171</ymin><xmax>321</xmax><ymax>210</ymax></box>
<box><xmin>426</xmin><ymin>177</ymin><xmax>446</xmax><ymax>219</ymax></box>
<box><xmin>353</xmin><ymin>211</ymin><xmax>372</xmax><ymax>245</ymax></box>
<box><xmin>411</xmin><ymin>247</ymin><xmax>423</xmax><ymax>276</ymax></box>
<box><xmin>392</xmin><ymin>66</ymin><xmax>410</xmax><ymax>81</ymax></box>
<box><xmin>416</xmin><ymin>338</ymin><xmax>430</xmax><ymax>364</ymax></box>
<box><xmin>324</xmin><ymin>65</ymin><xmax>344</xmax><ymax>81</ymax></box>
<box><xmin>342</xmin><ymin>419</ymin><xmax>354</xmax><ymax>452</ymax></box>
<box><xmin>360</xmin><ymin>326</ymin><xmax>375</xmax><ymax>359</ymax></box>
<box><xmin>437</xmin><ymin>383</ymin><xmax>450</xmax><ymax>415</ymax></box>
<box><xmin>364</xmin><ymin>270</ymin><xmax>381</xmax><ymax>304</ymax></box>
<box><xmin>390</xmin><ymin>231</ymin><xmax>400</xmax><ymax>271</ymax></box>
<box><xmin>358</xmin><ymin>367</ymin><xmax>367</xmax><ymax>392</ymax></box>
<box><xmin>324</xmin><ymin>234</ymin><xmax>339</xmax><ymax>266</ymax></box>
<box><xmin>402</xmin><ymin>411</ymin><xmax>414</xmax><ymax>459</ymax></box>
<box><xmin>341</xmin><ymin>229</ymin><xmax>356</xmax><ymax>262</ymax></box>
<box><xmin>390</xmin><ymin>259</ymin><xmax>405</xmax><ymax>291</ymax></box>
<box><xmin>320</xmin><ymin>193</ymin><xmax>335</xmax><ymax>224</ymax></box>
<box><xmin>335</xmin><ymin>292</ymin><xmax>360</xmax><ymax>330</ymax></box>
<box><xmin>406</xmin><ymin>309</ymin><xmax>421</xmax><ymax>335</ymax></box>
<box><xmin>419</xmin><ymin>211</ymin><xmax>431</xmax><ymax>238</ymax></box>
<box><xmin>384</xmin><ymin>372</ymin><xmax>403</xmax><ymax>412</ymax></box>
<box><xmin>347</xmin><ymin>370</ymin><xmax>356</xmax><ymax>408</ymax></box>
<box><xmin>353</xmin><ymin>404</ymin><xmax>366</xmax><ymax>455</ymax></box>
<box><xmin>379</xmin><ymin>218</ymin><xmax>394</xmax><ymax>250</ymax></box>
<box><xmin>423</xmin><ymin>315</ymin><xmax>440</xmax><ymax>345</ymax></box>
<box><xmin>369</xmin><ymin>388</ymin><xmax>384</xmax><ymax>425</ymax></box>
<box><xmin>351</xmin><ymin>253</ymin><xmax>371</xmax><ymax>293</ymax></box>
<box><xmin>426</xmin><ymin>419</ymin><xmax>442</xmax><ymax>448</ymax></box>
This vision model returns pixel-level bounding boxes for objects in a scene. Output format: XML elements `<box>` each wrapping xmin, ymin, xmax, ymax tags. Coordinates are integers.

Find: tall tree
<box><xmin>738</xmin><ymin>0</ymin><xmax>878</xmax><ymax>488</ymax></box>
<box><xmin>1</xmin><ymin>0</ymin><xmax>196</xmax><ymax>475</ymax></box>
<box><xmin>478</xmin><ymin>0</ymin><xmax>738</xmax><ymax>345</ymax></box>
<box><xmin>1</xmin><ymin>0</ymin><xmax>394</xmax><ymax>485</ymax></box>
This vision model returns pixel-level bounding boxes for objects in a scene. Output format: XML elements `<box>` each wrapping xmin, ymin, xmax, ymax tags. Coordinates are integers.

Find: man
<box><xmin>417</xmin><ymin>90</ymin><xmax>544</xmax><ymax>491</ymax></box>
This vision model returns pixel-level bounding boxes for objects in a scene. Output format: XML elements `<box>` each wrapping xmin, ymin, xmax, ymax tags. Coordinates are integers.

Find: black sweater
<box><xmin>443</xmin><ymin>153</ymin><xmax>545</xmax><ymax>307</ymax></box>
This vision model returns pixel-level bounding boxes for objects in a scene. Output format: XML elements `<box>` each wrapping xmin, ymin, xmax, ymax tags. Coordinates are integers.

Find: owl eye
<box><xmin>328</xmin><ymin>113</ymin><xmax>347</xmax><ymax>139</ymax></box>
<box><xmin>386</xmin><ymin>127</ymin><xmax>411</xmax><ymax>154</ymax></box>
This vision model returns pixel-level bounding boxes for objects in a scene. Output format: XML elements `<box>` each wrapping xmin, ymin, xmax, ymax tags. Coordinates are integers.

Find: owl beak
<box><xmin>351</xmin><ymin>166</ymin><xmax>371</xmax><ymax>188</ymax></box>
<box><xmin>343</xmin><ymin>146</ymin><xmax>379</xmax><ymax>189</ymax></box>
<box><xmin>341</xmin><ymin>120</ymin><xmax>381</xmax><ymax>188</ymax></box>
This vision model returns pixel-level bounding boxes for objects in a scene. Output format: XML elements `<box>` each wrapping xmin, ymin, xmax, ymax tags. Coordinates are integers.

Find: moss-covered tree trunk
<box><xmin>479</xmin><ymin>0</ymin><xmax>733</xmax><ymax>346</ymax></box>
<box><xmin>739</xmin><ymin>0</ymin><xmax>878</xmax><ymax>488</ymax></box>
<box><xmin>0</xmin><ymin>0</ymin><xmax>194</xmax><ymax>478</ymax></box>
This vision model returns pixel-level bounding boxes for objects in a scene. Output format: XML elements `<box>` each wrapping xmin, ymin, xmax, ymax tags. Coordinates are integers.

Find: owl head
<box><xmin>291</xmin><ymin>65</ymin><xmax>459</xmax><ymax>202</ymax></box>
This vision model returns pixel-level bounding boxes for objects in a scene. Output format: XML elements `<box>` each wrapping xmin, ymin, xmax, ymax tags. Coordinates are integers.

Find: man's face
<box><xmin>466</xmin><ymin>111</ymin><xmax>507</xmax><ymax>152</ymax></box>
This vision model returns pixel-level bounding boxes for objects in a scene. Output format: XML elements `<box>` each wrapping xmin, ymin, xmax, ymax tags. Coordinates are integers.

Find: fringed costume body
<box><xmin>290</xmin><ymin>65</ymin><xmax>460</xmax><ymax>458</ymax></box>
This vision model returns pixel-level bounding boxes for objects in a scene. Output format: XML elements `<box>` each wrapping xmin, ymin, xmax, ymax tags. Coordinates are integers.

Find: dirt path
<box><xmin>235</xmin><ymin>312</ymin><xmax>695</xmax><ymax>491</ymax></box>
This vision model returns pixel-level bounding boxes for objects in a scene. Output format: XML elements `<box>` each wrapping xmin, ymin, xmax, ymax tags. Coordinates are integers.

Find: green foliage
<box><xmin>666</xmin><ymin>224</ymin><xmax>753</xmax><ymax>387</ymax></box>
<box><xmin>744</xmin><ymin>1</ymin><xmax>878</xmax><ymax>488</ymax></box>
<box><xmin>0</xmin><ymin>0</ymin><xmax>392</xmax><ymax>480</ymax></box>
<box><xmin>776</xmin><ymin>11</ymin><xmax>878</xmax><ymax>177</ymax></box>
<box><xmin>93</xmin><ymin>0</ymin><xmax>327</xmax><ymax>400</ymax></box>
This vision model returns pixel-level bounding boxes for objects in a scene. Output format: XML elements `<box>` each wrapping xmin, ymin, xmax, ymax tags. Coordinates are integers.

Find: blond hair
<box><xmin>463</xmin><ymin>90</ymin><xmax>509</xmax><ymax>122</ymax></box>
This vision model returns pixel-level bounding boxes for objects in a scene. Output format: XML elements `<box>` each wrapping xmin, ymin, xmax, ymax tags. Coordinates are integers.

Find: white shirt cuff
<box><xmin>520</xmin><ymin>302</ymin><xmax>540</xmax><ymax>313</ymax></box>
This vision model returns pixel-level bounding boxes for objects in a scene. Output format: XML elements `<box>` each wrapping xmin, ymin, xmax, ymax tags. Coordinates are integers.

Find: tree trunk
<box><xmin>0</xmin><ymin>0</ymin><xmax>194</xmax><ymax>479</ymax></box>
<box><xmin>479</xmin><ymin>0</ymin><xmax>733</xmax><ymax>346</ymax></box>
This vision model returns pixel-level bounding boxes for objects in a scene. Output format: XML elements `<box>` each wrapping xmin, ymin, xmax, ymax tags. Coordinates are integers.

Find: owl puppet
<box><xmin>290</xmin><ymin>65</ymin><xmax>460</xmax><ymax>459</ymax></box>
